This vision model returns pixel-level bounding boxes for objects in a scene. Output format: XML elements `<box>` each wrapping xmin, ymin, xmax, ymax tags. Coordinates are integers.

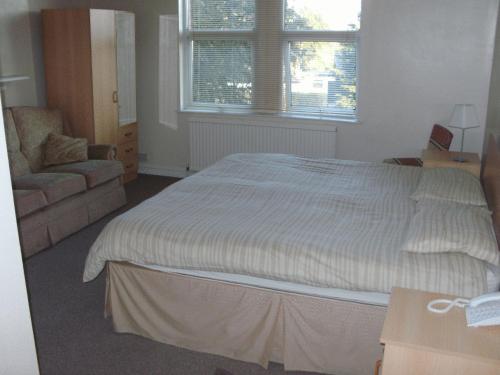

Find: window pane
<box><xmin>285</xmin><ymin>0</ymin><xmax>361</xmax><ymax>31</ymax></box>
<box><xmin>191</xmin><ymin>0</ymin><xmax>255</xmax><ymax>30</ymax></box>
<box><xmin>286</xmin><ymin>41</ymin><xmax>356</xmax><ymax>115</ymax></box>
<box><xmin>192</xmin><ymin>40</ymin><xmax>253</xmax><ymax>105</ymax></box>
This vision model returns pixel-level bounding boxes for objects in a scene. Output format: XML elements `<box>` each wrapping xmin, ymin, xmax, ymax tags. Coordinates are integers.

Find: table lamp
<box><xmin>448</xmin><ymin>104</ymin><xmax>479</xmax><ymax>162</ymax></box>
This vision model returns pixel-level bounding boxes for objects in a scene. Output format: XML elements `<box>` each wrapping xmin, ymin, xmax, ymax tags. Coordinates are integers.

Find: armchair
<box><xmin>4</xmin><ymin>106</ymin><xmax>127</xmax><ymax>258</ymax></box>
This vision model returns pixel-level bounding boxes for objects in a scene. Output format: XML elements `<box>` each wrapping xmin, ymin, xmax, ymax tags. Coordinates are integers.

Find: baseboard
<box><xmin>138</xmin><ymin>163</ymin><xmax>193</xmax><ymax>178</ymax></box>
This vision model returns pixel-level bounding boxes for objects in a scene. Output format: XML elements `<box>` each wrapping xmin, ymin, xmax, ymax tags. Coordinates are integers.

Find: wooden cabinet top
<box><xmin>380</xmin><ymin>288</ymin><xmax>500</xmax><ymax>365</ymax></box>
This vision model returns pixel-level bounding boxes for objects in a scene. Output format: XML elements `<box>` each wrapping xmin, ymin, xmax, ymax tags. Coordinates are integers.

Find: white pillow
<box><xmin>402</xmin><ymin>200</ymin><xmax>499</xmax><ymax>266</ymax></box>
<box><xmin>410</xmin><ymin>168</ymin><xmax>487</xmax><ymax>206</ymax></box>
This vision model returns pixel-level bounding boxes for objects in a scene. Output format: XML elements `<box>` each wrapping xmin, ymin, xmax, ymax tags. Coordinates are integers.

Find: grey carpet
<box><xmin>24</xmin><ymin>174</ymin><xmax>320</xmax><ymax>375</ymax></box>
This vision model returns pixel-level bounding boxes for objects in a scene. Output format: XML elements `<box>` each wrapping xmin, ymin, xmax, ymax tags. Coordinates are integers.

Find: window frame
<box><xmin>178</xmin><ymin>0</ymin><xmax>360</xmax><ymax>122</ymax></box>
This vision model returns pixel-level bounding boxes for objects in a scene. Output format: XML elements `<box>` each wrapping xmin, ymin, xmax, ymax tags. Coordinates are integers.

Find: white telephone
<box><xmin>427</xmin><ymin>292</ymin><xmax>500</xmax><ymax>327</ymax></box>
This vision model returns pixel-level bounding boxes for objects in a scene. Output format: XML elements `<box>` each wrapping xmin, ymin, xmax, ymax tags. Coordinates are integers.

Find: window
<box><xmin>179</xmin><ymin>0</ymin><xmax>361</xmax><ymax>120</ymax></box>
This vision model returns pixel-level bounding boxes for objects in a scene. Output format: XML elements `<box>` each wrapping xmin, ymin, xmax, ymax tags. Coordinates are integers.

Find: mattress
<box><xmin>136</xmin><ymin>262</ymin><xmax>500</xmax><ymax>306</ymax></box>
<box><xmin>84</xmin><ymin>154</ymin><xmax>489</xmax><ymax>297</ymax></box>
<box><xmin>135</xmin><ymin>262</ymin><xmax>391</xmax><ymax>305</ymax></box>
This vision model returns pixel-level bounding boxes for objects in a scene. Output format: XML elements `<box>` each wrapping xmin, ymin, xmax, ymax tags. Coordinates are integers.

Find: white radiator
<box><xmin>189</xmin><ymin>119</ymin><xmax>337</xmax><ymax>171</ymax></box>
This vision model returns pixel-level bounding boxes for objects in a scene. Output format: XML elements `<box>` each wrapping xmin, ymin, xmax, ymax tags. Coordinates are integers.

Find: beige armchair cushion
<box><xmin>43</xmin><ymin>160</ymin><xmax>124</xmax><ymax>188</ymax></box>
<box><xmin>3</xmin><ymin>109</ymin><xmax>31</xmax><ymax>177</ymax></box>
<box><xmin>13</xmin><ymin>173</ymin><xmax>86</xmax><ymax>204</ymax></box>
<box><xmin>11</xmin><ymin>107</ymin><xmax>64</xmax><ymax>172</ymax></box>
<box><xmin>44</xmin><ymin>133</ymin><xmax>88</xmax><ymax>167</ymax></box>
<box><xmin>13</xmin><ymin>189</ymin><xmax>49</xmax><ymax>218</ymax></box>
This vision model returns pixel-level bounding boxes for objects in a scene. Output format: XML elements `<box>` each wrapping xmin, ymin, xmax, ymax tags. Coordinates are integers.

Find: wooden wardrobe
<box><xmin>42</xmin><ymin>9</ymin><xmax>138</xmax><ymax>183</ymax></box>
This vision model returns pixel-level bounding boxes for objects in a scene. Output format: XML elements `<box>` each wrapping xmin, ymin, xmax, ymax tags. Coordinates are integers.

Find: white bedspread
<box><xmin>84</xmin><ymin>154</ymin><xmax>487</xmax><ymax>297</ymax></box>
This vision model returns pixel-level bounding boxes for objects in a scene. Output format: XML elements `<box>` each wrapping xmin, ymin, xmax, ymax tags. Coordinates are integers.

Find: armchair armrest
<box><xmin>87</xmin><ymin>144</ymin><xmax>117</xmax><ymax>160</ymax></box>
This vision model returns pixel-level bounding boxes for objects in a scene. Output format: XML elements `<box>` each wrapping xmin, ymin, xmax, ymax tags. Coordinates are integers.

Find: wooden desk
<box><xmin>379</xmin><ymin>288</ymin><xmax>500</xmax><ymax>375</ymax></box>
<box><xmin>422</xmin><ymin>149</ymin><xmax>481</xmax><ymax>178</ymax></box>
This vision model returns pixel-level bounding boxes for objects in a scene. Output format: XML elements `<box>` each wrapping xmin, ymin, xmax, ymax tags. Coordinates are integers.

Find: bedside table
<box><xmin>379</xmin><ymin>288</ymin><xmax>500</xmax><ymax>375</ymax></box>
<box><xmin>422</xmin><ymin>149</ymin><xmax>481</xmax><ymax>178</ymax></box>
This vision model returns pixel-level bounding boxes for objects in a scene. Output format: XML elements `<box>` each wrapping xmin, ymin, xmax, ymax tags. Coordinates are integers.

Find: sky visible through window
<box><xmin>285</xmin><ymin>0</ymin><xmax>361</xmax><ymax>31</ymax></box>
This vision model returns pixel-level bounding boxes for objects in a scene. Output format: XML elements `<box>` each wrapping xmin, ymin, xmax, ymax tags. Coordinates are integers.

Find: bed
<box><xmin>84</xmin><ymin>136</ymin><xmax>500</xmax><ymax>375</ymax></box>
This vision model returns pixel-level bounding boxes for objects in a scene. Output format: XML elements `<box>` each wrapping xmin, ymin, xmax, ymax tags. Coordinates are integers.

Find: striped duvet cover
<box><xmin>83</xmin><ymin>154</ymin><xmax>487</xmax><ymax>297</ymax></box>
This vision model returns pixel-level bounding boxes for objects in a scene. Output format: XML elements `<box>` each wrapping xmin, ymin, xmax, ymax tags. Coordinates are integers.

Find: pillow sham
<box><xmin>402</xmin><ymin>200</ymin><xmax>499</xmax><ymax>266</ymax></box>
<box><xmin>410</xmin><ymin>167</ymin><xmax>487</xmax><ymax>206</ymax></box>
<box><xmin>44</xmin><ymin>133</ymin><xmax>88</xmax><ymax>167</ymax></box>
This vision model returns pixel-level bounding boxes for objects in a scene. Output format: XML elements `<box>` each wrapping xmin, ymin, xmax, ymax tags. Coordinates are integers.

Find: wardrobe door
<box><xmin>115</xmin><ymin>11</ymin><xmax>136</xmax><ymax>127</ymax></box>
<box><xmin>42</xmin><ymin>9</ymin><xmax>95</xmax><ymax>142</ymax></box>
<box><xmin>90</xmin><ymin>9</ymin><xmax>118</xmax><ymax>144</ymax></box>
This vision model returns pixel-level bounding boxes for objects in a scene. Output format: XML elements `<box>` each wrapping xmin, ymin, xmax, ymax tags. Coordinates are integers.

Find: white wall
<box><xmin>0</xmin><ymin>0</ymin><xmax>37</xmax><ymax>107</ymax></box>
<box><xmin>486</xmin><ymin>2</ymin><xmax>500</xmax><ymax>148</ymax></box>
<box><xmin>341</xmin><ymin>0</ymin><xmax>498</xmax><ymax>161</ymax></box>
<box><xmin>0</xmin><ymin>99</ymin><xmax>39</xmax><ymax>374</ymax></box>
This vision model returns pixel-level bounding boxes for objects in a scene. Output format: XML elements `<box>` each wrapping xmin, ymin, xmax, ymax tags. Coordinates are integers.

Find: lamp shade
<box><xmin>448</xmin><ymin>104</ymin><xmax>480</xmax><ymax>129</ymax></box>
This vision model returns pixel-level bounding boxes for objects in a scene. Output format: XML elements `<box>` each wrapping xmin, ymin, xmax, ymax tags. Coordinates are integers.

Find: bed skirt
<box><xmin>105</xmin><ymin>262</ymin><xmax>387</xmax><ymax>375</ymax></box>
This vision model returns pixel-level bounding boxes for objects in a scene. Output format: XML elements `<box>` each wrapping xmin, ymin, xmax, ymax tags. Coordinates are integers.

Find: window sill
<box><xmin>179</xmin><ymin>108</ymin><xmax>360</xmax><ymax>127</ymax></box>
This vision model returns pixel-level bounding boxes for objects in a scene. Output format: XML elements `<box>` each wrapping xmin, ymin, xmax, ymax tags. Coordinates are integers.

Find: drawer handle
<box><xmin>125</xmin><ymin>164</ymin><xmax>134</xmax><ymax>169</ymax></box>
<box><xmin>125</xmin><ymin>148</ymin><xmax>133</xmax><ymax>153</ymax></box>
<box><xmin>124</xmin><ymin>132</ymin><xmax>133</xmax><ymax>137</ymax></box>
